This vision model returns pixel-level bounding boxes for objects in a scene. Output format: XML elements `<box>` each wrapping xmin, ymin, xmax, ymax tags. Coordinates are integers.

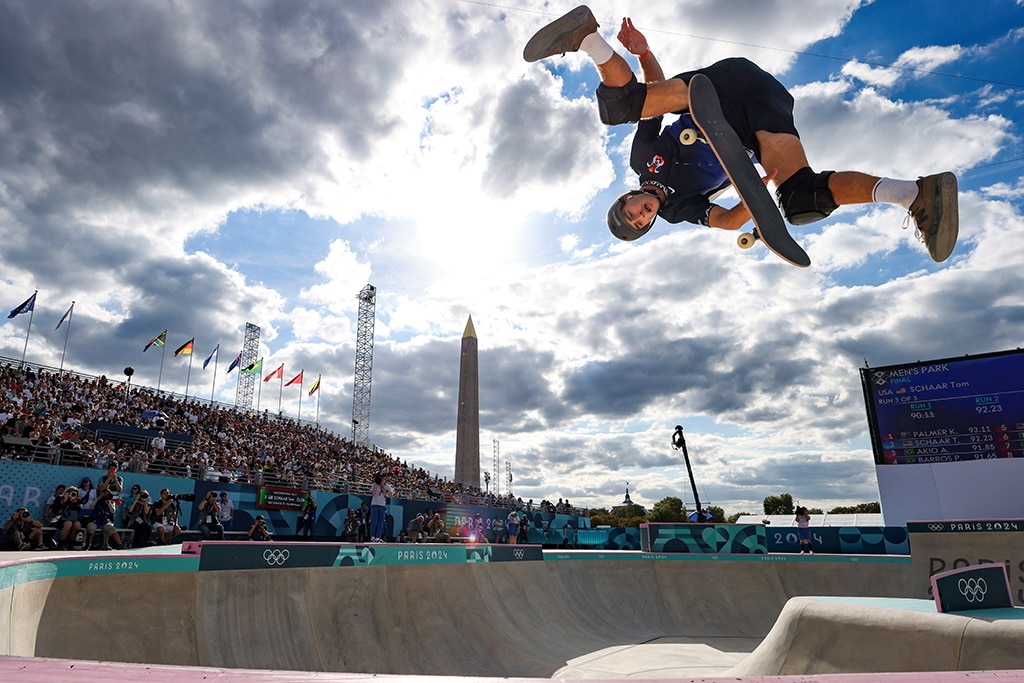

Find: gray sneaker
<box><xmin>523</xmin><ymin>6</ymin><xmax>599</xmax><ymax>63</ymax></box>
<box><xmin>908</xmin><ymin>171</ymin><xmax>958</xmax><ymax>262</ymax></box>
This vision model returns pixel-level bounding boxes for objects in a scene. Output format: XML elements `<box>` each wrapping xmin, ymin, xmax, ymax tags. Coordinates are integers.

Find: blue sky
<box><xmin>2</xmin><ymin>1</ymin><xmax>1023</xmax><ymax>515</ymax></box>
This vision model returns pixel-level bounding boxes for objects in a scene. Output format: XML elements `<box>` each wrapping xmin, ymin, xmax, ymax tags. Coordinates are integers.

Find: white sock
<box><xmin>580</xmin><ymin>31</ymin><xmax>614</xmax><ymax>65</ymax></box>
<box><xmin>872</xmin><ymin>178</ymin><xmax>918</xmax><ymax>210</ymax></box>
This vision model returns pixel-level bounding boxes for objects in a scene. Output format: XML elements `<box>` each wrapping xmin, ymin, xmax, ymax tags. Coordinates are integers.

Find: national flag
<box><xmin>264</xmin><ymin>364</ymin><xmax>284</xmax><ymax>382</ymax></box>
<box><xmin>285</xmin><ymin>370</ymin><xmax>303</xmax><ymax>387</ymax></box>
<box><xmin>55</xmin><ymin>302</ymin><xmax>74</xmax><ymax>330</ymax></box>
<box><xmin>226</xmin><ymin>352</ymin><xmax>242</xmax><ymax>374</ymax></box>
<box><xmin>307</xmin><ymin>375</ymin><xmax>321</xmax><ymax>397</ymax></box>
<box><xmin>240</xmin><ymin>358</ymin><xmax>263</xmax><ymax>375</ymax></box>
<box><xmin>203</xmin><ymin>344</ymin><xmax>219</xmax><ymax>370</ymax></box>
<box><xmin>144</xmin><ymin>330</ymin><xmax>167</xmax><ymax>352</ymax></box>
<box><xmin>173</xmin><ymin>338</ymin><xmax>194</xmax><ymax>358</ymax></box>
<box><xmin>7</xmin><ymin>292</ymin><xmax>37</xmax><ymax>319</ymax></box>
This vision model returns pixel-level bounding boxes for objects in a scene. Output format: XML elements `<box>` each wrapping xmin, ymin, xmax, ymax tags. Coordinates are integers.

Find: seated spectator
<box><xmin>85</xmin><ymin>490</ymin><xmax>124</xmax><ymax>550</ymax></box>
<box><xmin>78</xmin><ymin>477</ymin><xmax>98</xmax><ymax>521</ymax></box>
<box><xmin>217</xmin><ymin>491</ymin><xmax>234</xmax><ymax>531</ymax></box>
<box><xmin>248</xmin><ymin>514</ymin><xmax>272</xmax><ymax>541</ymax></box>
<box><xmin>2</xmin><ymin>507</ymin><xmax>45</xmax><ymax>550</ymax></box>
<box><xmin>405</xmin><ymin>513</ymin><xmax>425</xmax><ymax>543</ymax></box>
<box><xmin>197</xmin><ymin>490</ymin><xmax>224</xmax><ymax>540</ymax></box>
<box><xmin>122</xmin><ymin>484</ymin><xmax>142</xmax><ymax>527</ymax></box>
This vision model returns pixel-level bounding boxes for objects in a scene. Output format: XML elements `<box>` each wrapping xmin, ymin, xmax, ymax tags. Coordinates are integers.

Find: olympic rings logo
<box><xmin>263</xmin><ymin>549</ymin><xmax>291</xmax><ymax>566</ymax></box>
<box><xmin>957</xmin><ymin>577</ymin><xmax>988</xmax><ymax>602</ymax></box>
<box><xmin>927</xmin><ymin>524</ymin><xmax>946</xmax><ymax>532</ymax></box>
<box><xmin>513</xmin><ymin>549</ymin><xmax>524</xmax><ymax>560</ymax></box>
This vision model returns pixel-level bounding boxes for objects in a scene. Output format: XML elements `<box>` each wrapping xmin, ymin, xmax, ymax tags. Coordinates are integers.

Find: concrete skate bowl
<box><xmin>7</xmin><ymin>553</ymin><xmax>1022</xmax><ymax>679</ymax></box>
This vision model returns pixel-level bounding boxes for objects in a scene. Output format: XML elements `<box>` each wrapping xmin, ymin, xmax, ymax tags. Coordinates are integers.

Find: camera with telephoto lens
<box><xmin>171</xmin><ymin>493</ymin><xmax>196</xmax><ymax>502</ymax></box>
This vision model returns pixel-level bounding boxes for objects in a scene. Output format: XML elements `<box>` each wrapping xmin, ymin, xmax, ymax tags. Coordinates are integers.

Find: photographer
<box><xmin>296</xmin><ymin>495</ymin><xmax>316</xmax><ymax>538</ymax></box>
<box><xmin>248</xmin><ymin>514</ymin><xmax>272</xmax><ymax>542</ymax></box>
<box><xmin>128</xmin><ymin>490</ymin><xmax>152</xmax><ymax>548</ymax></box>
<box><xmin>2</xmin><ymin>507</ymin><xmax>44</xmax><ymax>551</ymax></box>
<box><xmin>342</xmin><ymin>508</ymin><xmax>360</xmax><ymax>542</ymax></box>
<box><xmin>51</xmin><ymin>485</ymin><xmax>83</xmax><ymax>550</ymax></box>
<box><xmin>426</xmin><ymin>512</ymin><xmax>449</xmax><ymax>543</ymax></box>
<box><xmin>197</xmin><ymin>491</ymin><xmax>224</xmax><ymax>540</ymax></box>
<box><xmin>85</xmin><ymin>489</ymin><xmax>124</xmax><ymax>550</ymax></box>
<box><xmin>151</xmin><ymin>488</ymin><xmax>181</xmax><ymax>545</ymax></box>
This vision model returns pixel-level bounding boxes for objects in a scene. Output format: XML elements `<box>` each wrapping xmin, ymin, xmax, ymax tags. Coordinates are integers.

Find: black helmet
<box><xmin>607</xmin><ymin>190</ymin><xmax>657</xmax><ymax>241</ymax></box>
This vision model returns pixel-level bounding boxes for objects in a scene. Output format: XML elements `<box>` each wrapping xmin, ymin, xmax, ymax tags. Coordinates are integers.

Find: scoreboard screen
<box><xmin>860</xmin><ymin>348</ymin><xmax>1024</xmax><ymax>465</ymax></box>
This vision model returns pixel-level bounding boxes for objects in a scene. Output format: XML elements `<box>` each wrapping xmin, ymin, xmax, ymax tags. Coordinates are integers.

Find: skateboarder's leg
<box><xmin>755</xmin><ymin>132</ymin><xmax>957</xmax><ymax>261</ymax></box>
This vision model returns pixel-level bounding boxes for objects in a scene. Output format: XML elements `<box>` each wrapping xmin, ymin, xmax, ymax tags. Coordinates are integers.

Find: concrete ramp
<box><xmin>730</xmin><ymin>597</ymin><xmax>1024</xmax><ymax>676</ymax></box>
<box><xmin>23</xmin><ymin>556</ymin><xmax>920</xmax><ymax>677</ymax></box>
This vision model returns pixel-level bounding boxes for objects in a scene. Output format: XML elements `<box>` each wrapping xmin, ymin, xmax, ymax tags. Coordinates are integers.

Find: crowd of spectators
<box><xmin>0</xmin><ymin>362</ymin><xmax>589</xmax><ymax>519</ymax></box>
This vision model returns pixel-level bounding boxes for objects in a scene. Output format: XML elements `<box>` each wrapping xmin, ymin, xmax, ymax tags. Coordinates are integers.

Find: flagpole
<box><xmin>59</xmin><ymin>301</ymin><xmax>74</xmax><ymax>373</ymax></box>
<box><xmin>158</xmin><ymin>333</ymin><xmax>167</xmax><ymax>393</ymax></box>
<box><xmin>210</xmin><ymin>349</ymin><xmax>219</xmax><ymax>404</ymax></box>
<box><xmin>278</xmin><ymin>368</ymin><xmax>284</xmax><ymax>415</ymax></box>
<box><xmin>315</xmin><ymin>385</ymin><xmax>320</xmax><ymax>425</ymax></box>
<box><xmin>19</xmin><ymin>290</ymin><xmax>38</xmax><ymax>367</ymax></box>
<box><xmin>257</xmin><ymin>373</ymin><xmax>262</xmax><ymax>412</ymax></box>
<box><xmin>297</xmin><ymin>381</ymin><xmax>302</xmax><ymax>423</ymax></box>
<box><xmin>184</xmin><ymin>348</ymin><xmax>194</xmax><ymax>398</ymax></box>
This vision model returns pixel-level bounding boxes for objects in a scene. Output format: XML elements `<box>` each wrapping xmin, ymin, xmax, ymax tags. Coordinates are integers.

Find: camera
<box><xmin>171</xmin><ymin>493</ymin><xmax>196</xmax><ymax>502</ymax></box>
<box><xmin>20</xmin><ymin>510</ymin><xmax>30</xmax><ymax>518</ymax></box>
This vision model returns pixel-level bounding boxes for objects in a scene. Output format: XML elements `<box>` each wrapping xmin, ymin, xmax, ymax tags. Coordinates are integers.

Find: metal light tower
<box><xmin>492</xmin><ymin>439</ymin><xmax>501</xmax><ymax>495</ymax></box>
<box><xmin>351</xmin><ymin>284</ymin><xmax>376</xmax><ymax>447</ymax></box>
<box><xmin>505</xmin><ymin>459</ymin><xmax>512</xmax><ymax>497</ymax></box>
<box><xmin>235</xmin><ymin>322</ymin><xmax>260</xmax><ymax>409</ymax></box>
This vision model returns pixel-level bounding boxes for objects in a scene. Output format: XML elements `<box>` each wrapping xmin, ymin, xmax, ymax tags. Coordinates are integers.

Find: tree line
<box><xmin>588</xmin><ymin>493</ymin><xmax>881</xmax><ymax>528</ymax></box>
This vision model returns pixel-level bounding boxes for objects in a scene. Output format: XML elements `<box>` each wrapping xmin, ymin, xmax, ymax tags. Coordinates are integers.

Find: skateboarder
<box><xmin>524</xmin><ymin>7</ymin><xmax>959</xmax><ymax>262</ymax></box>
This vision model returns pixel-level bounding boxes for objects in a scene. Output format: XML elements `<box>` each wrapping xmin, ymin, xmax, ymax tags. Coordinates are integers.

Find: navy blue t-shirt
<box><xmin>629</xmin><ymin>114</ymin><xmax>734</xmax><ymax>226</ymax></box>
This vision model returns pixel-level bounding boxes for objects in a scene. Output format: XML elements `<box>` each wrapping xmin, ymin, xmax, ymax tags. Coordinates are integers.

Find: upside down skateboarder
<box><xmin>524</xmin><ymin>7</ymin><xmax>959</xmax><ymax>262</ymax></box>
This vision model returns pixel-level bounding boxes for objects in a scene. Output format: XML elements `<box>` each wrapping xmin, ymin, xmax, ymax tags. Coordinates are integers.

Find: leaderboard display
<box><xmin>860</xmin><ymin>349</ymin><xmax>1024</xmax><ymax>465</ymax></box>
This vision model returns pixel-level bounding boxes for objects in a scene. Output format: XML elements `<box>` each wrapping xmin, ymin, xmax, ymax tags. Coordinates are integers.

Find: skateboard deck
<box><xmin>688</xmin><ymin>74</ymin><xmax>811</xmax><ymax>268</ymax></box>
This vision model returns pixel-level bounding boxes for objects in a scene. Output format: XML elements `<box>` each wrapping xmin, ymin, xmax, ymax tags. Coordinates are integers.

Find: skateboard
<box><xmin>688</xmin><ymin>74</ymin><xmax>811</xmax><ymax>268</ymax></box>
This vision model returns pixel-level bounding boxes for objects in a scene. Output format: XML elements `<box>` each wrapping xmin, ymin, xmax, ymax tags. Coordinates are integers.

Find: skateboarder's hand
<box><xmin>617</xmin><ymin>17</ymin><xmax>648</xmax><ymax>56</ymax></box>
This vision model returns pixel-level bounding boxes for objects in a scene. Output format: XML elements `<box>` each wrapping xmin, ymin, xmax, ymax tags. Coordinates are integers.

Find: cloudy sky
<box><xmin>2</xmin><ymin>1</ymin><xmax>1023</xmax><ymax>516</ymax></box>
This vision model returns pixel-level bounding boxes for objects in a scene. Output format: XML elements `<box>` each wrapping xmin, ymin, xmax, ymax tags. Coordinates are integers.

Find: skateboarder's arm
<box><xmin>707</xmin><ymin>169</ymin><xmax>780</xmax><ymax>230</ymax></box>
<box><xmin>617</xmin><ymin>18</ymin><xmax>664</xmax><ymax>83</ymax></box>
<box><xmin>707</xmin><ymin>203</ymin><xmax>753</xmax><ymax>231</ymax></box>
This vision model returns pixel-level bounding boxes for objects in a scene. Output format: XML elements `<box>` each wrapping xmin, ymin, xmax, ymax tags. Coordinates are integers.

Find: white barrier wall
<box><xmin>876</xmin><ymin>458</ymin><xmax>1024</xmax><ymax>525</ymax></box>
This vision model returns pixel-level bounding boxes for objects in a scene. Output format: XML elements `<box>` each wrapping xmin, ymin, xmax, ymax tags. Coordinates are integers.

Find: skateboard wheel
<box><xmin>679</xmin><ymin>128</ymin><xmax>700</xmax><ymax>145</ymax></box>
<box><xmin>737</xmin><ymin>232</ymin><xmax>756</xmax><ymax>249</ymax></box>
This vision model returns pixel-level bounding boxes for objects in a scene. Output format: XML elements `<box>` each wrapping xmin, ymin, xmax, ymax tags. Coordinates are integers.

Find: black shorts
<box><xmin>675</xmin><ymin>58</ymin><xmax>799</xmax><ymax>157</ymax></box>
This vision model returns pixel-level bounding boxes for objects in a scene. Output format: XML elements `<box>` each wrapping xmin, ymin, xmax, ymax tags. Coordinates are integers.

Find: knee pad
<box><xmin>776</xmin><ymin>167</ymin><xmax>837</xmax><ymax>225</ymax></box>
<box><xmin>597</xmin><ymin>74</ymin><xmax>647</xmax><ymax>125</ymax></box>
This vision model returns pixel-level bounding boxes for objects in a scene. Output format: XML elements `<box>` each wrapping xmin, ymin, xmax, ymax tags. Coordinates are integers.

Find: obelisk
<box><xmin>454</xmin><ymin>315</ymin><xmax>480</xmax><ymax>487</ymax></box>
